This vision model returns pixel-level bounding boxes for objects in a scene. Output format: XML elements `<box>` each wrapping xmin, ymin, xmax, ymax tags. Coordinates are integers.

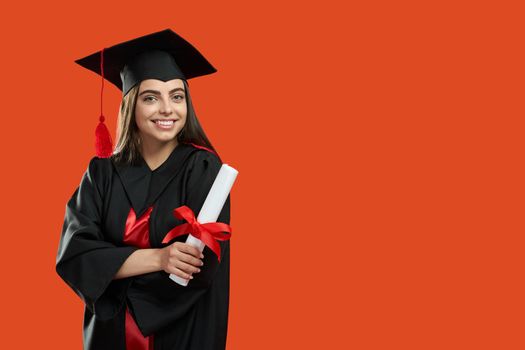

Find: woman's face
<box><xmin>135</xmin><ymin>78</ymin><xmax>187</xmax><ymax>146</ymax></box>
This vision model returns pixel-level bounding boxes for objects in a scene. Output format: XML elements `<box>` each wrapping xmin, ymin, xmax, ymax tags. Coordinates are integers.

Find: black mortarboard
<box><xmin>74</xmin><ymin>28</ymin><xmax>217</xmax><ymax>157</ymax></box>
<box><xmin>75</xmin><ymin>28</ymin><xmax>217</xmax><ymax>96</ymax></box>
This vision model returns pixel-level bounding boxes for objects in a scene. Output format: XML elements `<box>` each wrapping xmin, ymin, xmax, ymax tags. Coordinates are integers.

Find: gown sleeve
<box><xmin>183</xmin><ymin>149</ymin><xmax>231</xmax><ymax>288</ymax></box>
<box><xmin>55</xmin><ymin>157</ymin><xmax>139</xmax><ymax>320</ymax></box>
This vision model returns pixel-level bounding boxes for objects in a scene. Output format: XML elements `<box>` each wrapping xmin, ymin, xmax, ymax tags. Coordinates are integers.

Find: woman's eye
<box><xmin>143</xmin><ymin>95</ymin><xmax>183</xmax><ymax>102</ymax></box>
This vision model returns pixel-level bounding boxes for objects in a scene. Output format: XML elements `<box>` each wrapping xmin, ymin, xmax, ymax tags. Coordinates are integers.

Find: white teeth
<box><xmin>155</xmin><ymin>120</ymin><xmax>174</xmax><ymax>126</ymax></box>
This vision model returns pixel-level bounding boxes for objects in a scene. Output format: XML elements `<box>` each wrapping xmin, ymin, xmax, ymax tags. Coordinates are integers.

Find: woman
<box><xmin>56</xmin><ymin>29</ymin><xmax>232</xmax><ymax>350</ymax></box>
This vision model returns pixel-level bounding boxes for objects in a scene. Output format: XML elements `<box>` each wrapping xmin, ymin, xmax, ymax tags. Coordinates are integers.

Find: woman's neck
<box><xmin>140</xmin><ymin>138</ymin><xmax>179</xmax><ymax>171</ymax></box>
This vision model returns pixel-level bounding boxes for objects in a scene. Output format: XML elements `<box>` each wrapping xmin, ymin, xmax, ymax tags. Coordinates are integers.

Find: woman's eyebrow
<box><xmin>139</xmin><ymin>87</ymin><xmax>185</xmax><ymax>96</ymax></box>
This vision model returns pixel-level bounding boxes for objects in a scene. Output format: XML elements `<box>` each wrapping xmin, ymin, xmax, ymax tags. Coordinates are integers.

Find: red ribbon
<box><xmin>161</xmin><ymin>205</ymin><xmax>232</xmax><ymax>262</ymax></box>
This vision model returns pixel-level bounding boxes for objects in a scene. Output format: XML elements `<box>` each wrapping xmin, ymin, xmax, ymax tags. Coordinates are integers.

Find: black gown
<box><xmin>56</xmin><ymin>142</ymin><xmax>231</xmax><ymax>350</ymax></box>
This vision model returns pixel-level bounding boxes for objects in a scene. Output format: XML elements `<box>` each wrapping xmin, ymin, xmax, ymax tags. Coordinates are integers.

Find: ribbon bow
<box><xmin>161</xmin><ymin>205</ymin><xmax>232</xmax><ymax>262</ymax></box>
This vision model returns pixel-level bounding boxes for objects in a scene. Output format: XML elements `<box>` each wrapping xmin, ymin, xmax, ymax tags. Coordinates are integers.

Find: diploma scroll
<box><xmin>170</xmin><ymin>163</ymin><xmax>239</xmax><ymax>286</ymax></box>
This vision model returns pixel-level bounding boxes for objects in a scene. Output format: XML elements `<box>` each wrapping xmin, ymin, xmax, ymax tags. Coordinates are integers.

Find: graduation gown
<box><xmin>56</xmin><ymin>142</ymin><xmax>231</xmax><ymax>350</ymax></box>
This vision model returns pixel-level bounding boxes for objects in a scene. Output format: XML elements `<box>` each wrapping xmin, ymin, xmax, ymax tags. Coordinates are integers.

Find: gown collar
<box><xmin>112</xmin><ymin>142</ymin><xmax>198</xmax><ymax>217</ymax></box>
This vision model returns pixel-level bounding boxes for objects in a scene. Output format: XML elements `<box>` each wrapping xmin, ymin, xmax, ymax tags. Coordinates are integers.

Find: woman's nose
<box><xmin>159</xmin><ymin>98</ymin><xmax>173</xmax><ymax>114</ymax></box>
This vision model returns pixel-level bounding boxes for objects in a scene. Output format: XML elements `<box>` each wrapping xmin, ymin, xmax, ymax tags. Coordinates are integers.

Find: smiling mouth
<box><xmin>152</xmin><ymin>119</ymin><xmax>178</xmax><ymax>126</ymax></box>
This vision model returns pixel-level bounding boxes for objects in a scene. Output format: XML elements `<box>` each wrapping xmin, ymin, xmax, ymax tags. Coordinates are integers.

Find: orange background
<box><xmin>0</xmin><ymin>1</ymin><xmax>524</xmax><ymax>349</ymax></box>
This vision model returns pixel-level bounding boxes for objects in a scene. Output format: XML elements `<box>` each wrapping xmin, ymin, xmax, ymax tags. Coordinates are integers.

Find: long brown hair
<box><xmin>111</xmin><ymin>79</ymin><xmax>219</xmax><ymax>165</ymax></box>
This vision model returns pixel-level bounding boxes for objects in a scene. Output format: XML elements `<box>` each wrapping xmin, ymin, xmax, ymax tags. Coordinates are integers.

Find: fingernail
<box><xmin>189</xmin><ymin>275</ymin><xmax>193</xmax><ymax>279</ymax></box>
<box><xmin>200</xmin><ymin>254</ymin><xmax>204</xmax><ymax>258</ymax></box>
<box><xmin>197</xmin><ymin>268</ymin><xmax>201</xmax><ymax>272</ymax></box>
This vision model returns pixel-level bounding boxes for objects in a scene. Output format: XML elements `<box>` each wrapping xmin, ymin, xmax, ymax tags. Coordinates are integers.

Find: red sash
<box><xmin>123</xmin><ymin>206</ymin><xmax>155</xmax><ymax>350</ymax></box>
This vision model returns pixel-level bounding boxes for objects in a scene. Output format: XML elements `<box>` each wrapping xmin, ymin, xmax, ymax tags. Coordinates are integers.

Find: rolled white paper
<box><xmin>170</xmin><ymin>163</ymin><xmax>239</xmax><ymax>286</ymax></box>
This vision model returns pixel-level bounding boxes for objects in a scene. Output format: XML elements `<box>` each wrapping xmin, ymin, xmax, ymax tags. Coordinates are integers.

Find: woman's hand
<box><xmin>159</xmin><ymin>242</ymin><xmax>204</xmax><ymax>279</ymax></box>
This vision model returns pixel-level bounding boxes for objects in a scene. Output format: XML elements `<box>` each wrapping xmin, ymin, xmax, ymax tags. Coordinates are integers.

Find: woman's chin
<box><xmin>142</xmin><ymin>133</ymin><xmax>178</xmax><ymax>144</ymax></box>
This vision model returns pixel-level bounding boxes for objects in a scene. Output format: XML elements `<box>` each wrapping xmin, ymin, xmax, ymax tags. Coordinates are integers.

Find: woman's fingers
<box><xmin>168</xmin><ymin>266</ymin><xmax>194</xmax><ymax>279</ymax></box>
<box><xmin>178</xmin><ymin>242</ymin><xmax>204</xmax><ymax>259</ymax></box>
<box><xmin>173</xmin><ymin>259</ymin><xmax>201</xmax><ymax>275</ymax></box>
<box><xmin>175</xmin><ymin>252</ymin><xmax>204</xmax><ymax>268</ymax></box>
<box><xmin>171</xmin><ymin>243</ymin><xmax>204</xmax><ymax>267</ymax></box>
<box><xmin>161</xmin><ymin>242</ymin><xmax>204</xmax><ymax>279</ymax></box>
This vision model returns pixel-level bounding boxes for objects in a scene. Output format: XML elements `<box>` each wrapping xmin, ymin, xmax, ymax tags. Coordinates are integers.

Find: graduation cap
<box><xmin>74</xmin><ymin>28</ymin><xmax>217</xmax><ymax>158</ymax></box>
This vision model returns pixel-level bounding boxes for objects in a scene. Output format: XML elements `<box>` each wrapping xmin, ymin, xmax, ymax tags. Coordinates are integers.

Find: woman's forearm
<box><xmin>114</xmin><ymin>248</ymin><xmax>163</xmax><ymax>279</ymax></box>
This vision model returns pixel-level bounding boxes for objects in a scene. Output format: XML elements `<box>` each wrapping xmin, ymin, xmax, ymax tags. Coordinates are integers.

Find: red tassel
<box><xmin>95</xmin><ymin>47</ymin><xmax>113</xmax><ymax>158</ymax></box>
<box><xmin>95</xmin><ymin>114</ymin><xmax>113</xmax><ymax>158</ymax></box>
